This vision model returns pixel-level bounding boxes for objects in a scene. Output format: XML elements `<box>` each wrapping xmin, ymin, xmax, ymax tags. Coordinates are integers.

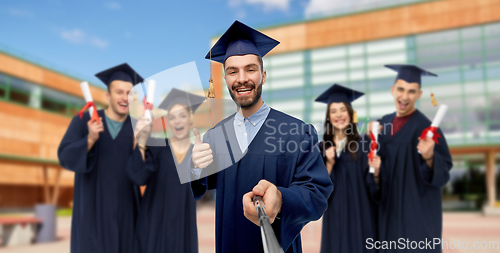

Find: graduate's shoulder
<box><xmin>413</xmin><ymin>109</ymin><xmax>432</xmax><ymax>126</ymax></box>
<box><xmin>378</xmin><ymin>111</ymin><xmax>396</xmax><ymax>123</ymax></box>
<box><xmin>267</xmin><ymin>108</ymin><xmax>318</xmax><ymax>135</ymax></box>
<box><xmin>211</xmin><ymin>108</ymin><xmax>308</xmax><ymax>127</ymax></box>
<box><xmin>210</xmin><ymin>112</ymin><xmax>237</xmax><ymax>130</ymax></box>
<box><xmin>202</xmin><ymin>113</ymin><xmax>236</xmax><ymax>140</ymax></box>
<box><xmin>268</xmin><ymin>108</ymin><xmax>305</xmax><ymax>124</ymax></box>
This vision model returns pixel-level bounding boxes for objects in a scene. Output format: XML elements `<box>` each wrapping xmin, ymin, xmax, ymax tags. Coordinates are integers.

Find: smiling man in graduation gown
<box><xmin>58</xmin><ymin>63</ymin><xmax>143</xmax><ymax>253</ymax></box>
<box><xmin>190</xmin><ymin>20</ymin><xmax>333</xmax><ymax>253</ymax></box>
<box><xmin>366</xmin><ymin>65</ymin><xmax>453</xmax><ymax>252</ymax></box>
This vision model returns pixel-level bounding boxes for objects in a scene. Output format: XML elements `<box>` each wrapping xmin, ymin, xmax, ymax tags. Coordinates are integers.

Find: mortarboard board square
<box><xmin>158</xmin><ymin>88</ymin><xmax>206</xmax><ymax>113</ymax></box>
<box><xmin>385</xmin><ymin>64</ymin><xmax>437</xmax><ymax>86</ymax></box>
<box><xmin>205</xmin><ymin>20</ymin><xmax>280</xmax><ymax>64</ymax></box>
<box><xmin>95</xmin><ymin>63</ymin><xmax>144</xmax><ymax>86</ymax></box>
<box><xmin>315</xmin><ymin>84</ymin><xmax>364</xmax><ymax>105</ymax></box>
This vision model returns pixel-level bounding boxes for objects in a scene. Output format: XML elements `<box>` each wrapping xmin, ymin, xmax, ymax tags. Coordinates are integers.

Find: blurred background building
<box><xmin>0</xmin><ymin>51</ymin><xmax>107</xmax><ymax>210</ymax></box>
<box><xmin>0</xmin><ymin>0</ymin><xmax>497</xmax><ymax>220</ymax></box>
<box><xmin>0</xmin><ymin>0</ymin><xmax>499</xmax><ymax>252</ymax></box>
<box><xmin>212</xmin><ymin>0</ymin><xmax>500</xmax><ymax>212</ymax></box>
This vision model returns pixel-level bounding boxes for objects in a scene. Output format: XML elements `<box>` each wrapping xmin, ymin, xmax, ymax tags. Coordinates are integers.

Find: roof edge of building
<box><xmin>0</xmin><ymin>48</ymin><xmax>105</xmax><ymax>91</ymax></box>
<box><xmin>210</xmin><ymin>0</ymin><xmax>437</xmax><ymax>39</ymax></box>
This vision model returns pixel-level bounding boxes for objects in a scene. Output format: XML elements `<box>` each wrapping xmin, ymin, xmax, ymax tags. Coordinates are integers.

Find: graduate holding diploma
<box><xmin>315</xmin><ymin>84</ymin><xmax>377</xmax><ymax>253</ymax></box>
<box><xmin>79</xmin><ymin>81</ymin><xmax>100</xmax><ymax>123</ymax></box>
<box><xmin>366</xmin><ymin>64</ymin><xmax>453</xmax><ymax>253</ymax></box>
<box><xmin>58</xmin><ymin>63</ymin><xmax>144</xmax><ymax>253</ymax></box>
<box><xmin>190</xmin><ymin>20</ymin><xmax>333</xmax><ymax>253</ymax></box>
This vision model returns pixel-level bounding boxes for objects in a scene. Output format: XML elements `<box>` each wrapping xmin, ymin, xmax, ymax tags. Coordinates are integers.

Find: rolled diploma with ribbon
<box><xmin>418</xmin><ymin>104</ymin><xmax>448</xmax><ymax>154</ymax></box>
<box><xmin>145</xmin><ymin>80</ymin><xmax>156</xmax><ymax>121</ymax></box>
<box><xmin>369</xmin><ymin>121</ymin><xmax>380</xmax><ymax>174</ymax></box>
<box><xmin>80</xmin><ymin>82</ymin><xmax>94</xmax><ymax>117</ymax></box>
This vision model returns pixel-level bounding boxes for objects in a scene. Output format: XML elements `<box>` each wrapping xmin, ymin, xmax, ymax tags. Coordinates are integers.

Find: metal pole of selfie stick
<box><xmin>253</xmin><ymin>196</ymin><xmax>284</xmax><ymax>253</ymax></box>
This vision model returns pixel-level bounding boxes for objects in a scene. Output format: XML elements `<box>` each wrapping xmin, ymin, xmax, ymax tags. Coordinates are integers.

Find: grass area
<box><xmin>56</xmin><ymin>208</ymin><xmax>73</xmax><ymax>217</ymax></box>
<box><xmin>0</xmin><ymin>208</ymin><xmax>73</xmax><ymax>217</ymax></box>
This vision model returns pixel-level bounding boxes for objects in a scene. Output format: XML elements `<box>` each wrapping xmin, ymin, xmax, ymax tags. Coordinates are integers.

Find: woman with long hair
<box><xmin>127</xmin><ymin>88</ymin><xmax>205</xmax><ymax>253</ymax></box>
<box><xmin>316</xmin><ymin>84</ymin><xmax>378</xmax><ymax>253</ymax></box>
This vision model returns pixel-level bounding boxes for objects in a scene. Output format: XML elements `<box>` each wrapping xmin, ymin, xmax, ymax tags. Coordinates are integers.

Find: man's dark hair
<box><xmin>393</xmin><ymin>79</ymin><xmax>422</xmax><ymax>89</ymax></box>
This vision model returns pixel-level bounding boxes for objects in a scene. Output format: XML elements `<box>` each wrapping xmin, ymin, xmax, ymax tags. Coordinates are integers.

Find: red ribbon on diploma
<box><xmin>142</xmin><ymin>96</ymin><xmax>153</xmax><ymax>110</ymax></box>
<box><xmin>419</xmin><ymin>126</ymin><xmax>441</xmax><ymax>144</ymax></box>
<box><xmin>76</xmin><ymin>101</ymin><xmax>100</xmax><ymax>123</ymax></box>
<box><xmin>368</xmin><ymin>132</ymin><xmax>377</xmax><ymax>161</ymax></box>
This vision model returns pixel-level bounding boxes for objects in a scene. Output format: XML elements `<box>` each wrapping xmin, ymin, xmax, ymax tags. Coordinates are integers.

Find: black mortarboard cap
<box><xmin>95</xmin><ymin>63</ymin><xmax>144</xmax><ymax>86</ymax></box>
<box><xmin>205</xmin><ymin>20</ymin><xmax>280</xmax><ymax>64</ymax></box>
<box><xmin>385</xmin><ymin>64</ymin><xmax>437</xmax><ymax>85</ymax></box>
<box><xmin>158</xmin><ymin>88</ymin><xmax>206</xmax><ymax>113</ymax></box>
<box><xmin>315</xmin><ymin>84</ymin><xmax>364</xmax><ymax>105</ymax></box>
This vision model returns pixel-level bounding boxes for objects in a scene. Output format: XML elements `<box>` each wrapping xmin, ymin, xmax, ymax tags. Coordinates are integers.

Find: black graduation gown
<box><xmin>58</xmin><ymin>110</ymin><xmax>139</xmax><ymax>253</ymax></box>
<box><xmin>365</xmin><ymin>109</ymin><xmax>452</xmax><ymax>252</ymax></box>
<box><xmin>126</xmin><ymin>140</ymin><xmax>198</xmax><ymax>253</ymax></box>
<box><xmin>191</xmin><ymin>108</ymin><xmax>333</xmax><ymax>253</ymax></box>
<box><xmin>319</xmin><ymin>139</ymin><xmax>377</xmax><ymax>253</ymax></box>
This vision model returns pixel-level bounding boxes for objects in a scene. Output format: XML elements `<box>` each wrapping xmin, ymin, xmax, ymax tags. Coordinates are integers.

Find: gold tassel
<box><xmin>208</xmin><ymin>78</ymin><xmax>215</xmax><ymax>98</ymax></box>
<box><xmin>207</xmin><ymin>49</ymin><xmax>215</xmax><ymax>98</ymax></box>
<box><xmin>353</xmin><ymin>110</ymin><xmax>358</xmax><ymax>123</ymax></box>
<box><xmin>431</xmin><ymin>93</ymin><xmax>437</xmax><ymax>107</ymax></box>
<box><xmin>428</xmin><ymin>70</ymin><xmax>437</xmax><ymax>107</ymax></box>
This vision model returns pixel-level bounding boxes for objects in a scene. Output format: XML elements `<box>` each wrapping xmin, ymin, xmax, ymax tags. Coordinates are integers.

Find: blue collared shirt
<box><xmin>191</xmin><ymin>102</ymin><xmax>270</xmax><ymax>180</ymax></box>
<box><xmin>233</xmin><ymin>102</ymin><xmax>271</xmax><ymax>153</ymax></box>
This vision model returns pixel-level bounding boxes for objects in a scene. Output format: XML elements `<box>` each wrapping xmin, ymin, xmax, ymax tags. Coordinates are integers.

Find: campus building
<box><xmin>1</xmin><ymin>0</ymin><xmax>498</xmax><ymax>212</ymax></box>
<box><xmin>0</xmin><ymin>50</ymin><xmax>212</xmax><ymax>209</ymax></box>
<box><xmin>0</xmin><ymin>50</ymin><xmax>108</xmax><ymax>209</ymax></box>
<box><xmin>211</xmin><ymin>0</ymin><xmax>500</xmax><ymax>211</ymax></box>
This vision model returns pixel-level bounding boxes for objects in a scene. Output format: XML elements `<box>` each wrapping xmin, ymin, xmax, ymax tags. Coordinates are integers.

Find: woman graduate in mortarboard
<box><xmin>58</xmin><ymin>63</ymin><xmax>143</xmax><ymax>253</ymax></box>
<box><xmin>315</xmin><ymin>84</ymin><xmax>377</xmax><ymax>253</ymax></box>
<box><xmin>126</xmin><ymin>88</ymin><xmax>205</xmax><ymax>253</ymax></box>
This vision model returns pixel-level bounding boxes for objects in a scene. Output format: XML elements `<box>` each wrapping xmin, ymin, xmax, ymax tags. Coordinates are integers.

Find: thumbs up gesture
<box><xmin>191</xmin><ymin>128</ymin><xmax>213</xmax><ymax>169</ymax></box>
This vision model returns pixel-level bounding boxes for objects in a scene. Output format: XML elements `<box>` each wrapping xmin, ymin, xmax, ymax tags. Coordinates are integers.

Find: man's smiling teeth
<box><xmin>236</xmin><ymin>87</ymin><xmax>252</xmax><ymax>94</ymax></box>
<box><xmin>398</xmin><ymin>101</ymin><xmax>409</xmax><ymax>109</ymax></box>
<box><xmin>119</xmin><ymin>103</ymin><xmax>128</xmax><ymax>106</ymax></box>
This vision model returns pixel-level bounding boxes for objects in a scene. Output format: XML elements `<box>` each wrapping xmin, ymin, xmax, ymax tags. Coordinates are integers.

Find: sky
<box><xmin>0</xmin><ymin>0</ymin><xmax>406</xmax><ymax>89</ymax></box>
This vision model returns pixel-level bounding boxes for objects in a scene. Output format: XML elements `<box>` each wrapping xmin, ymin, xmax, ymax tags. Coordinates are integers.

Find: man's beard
<box><xmin>228</xmin><ymin>81</ymin><xmax>263</xmax><ymax>109</ymax></box>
